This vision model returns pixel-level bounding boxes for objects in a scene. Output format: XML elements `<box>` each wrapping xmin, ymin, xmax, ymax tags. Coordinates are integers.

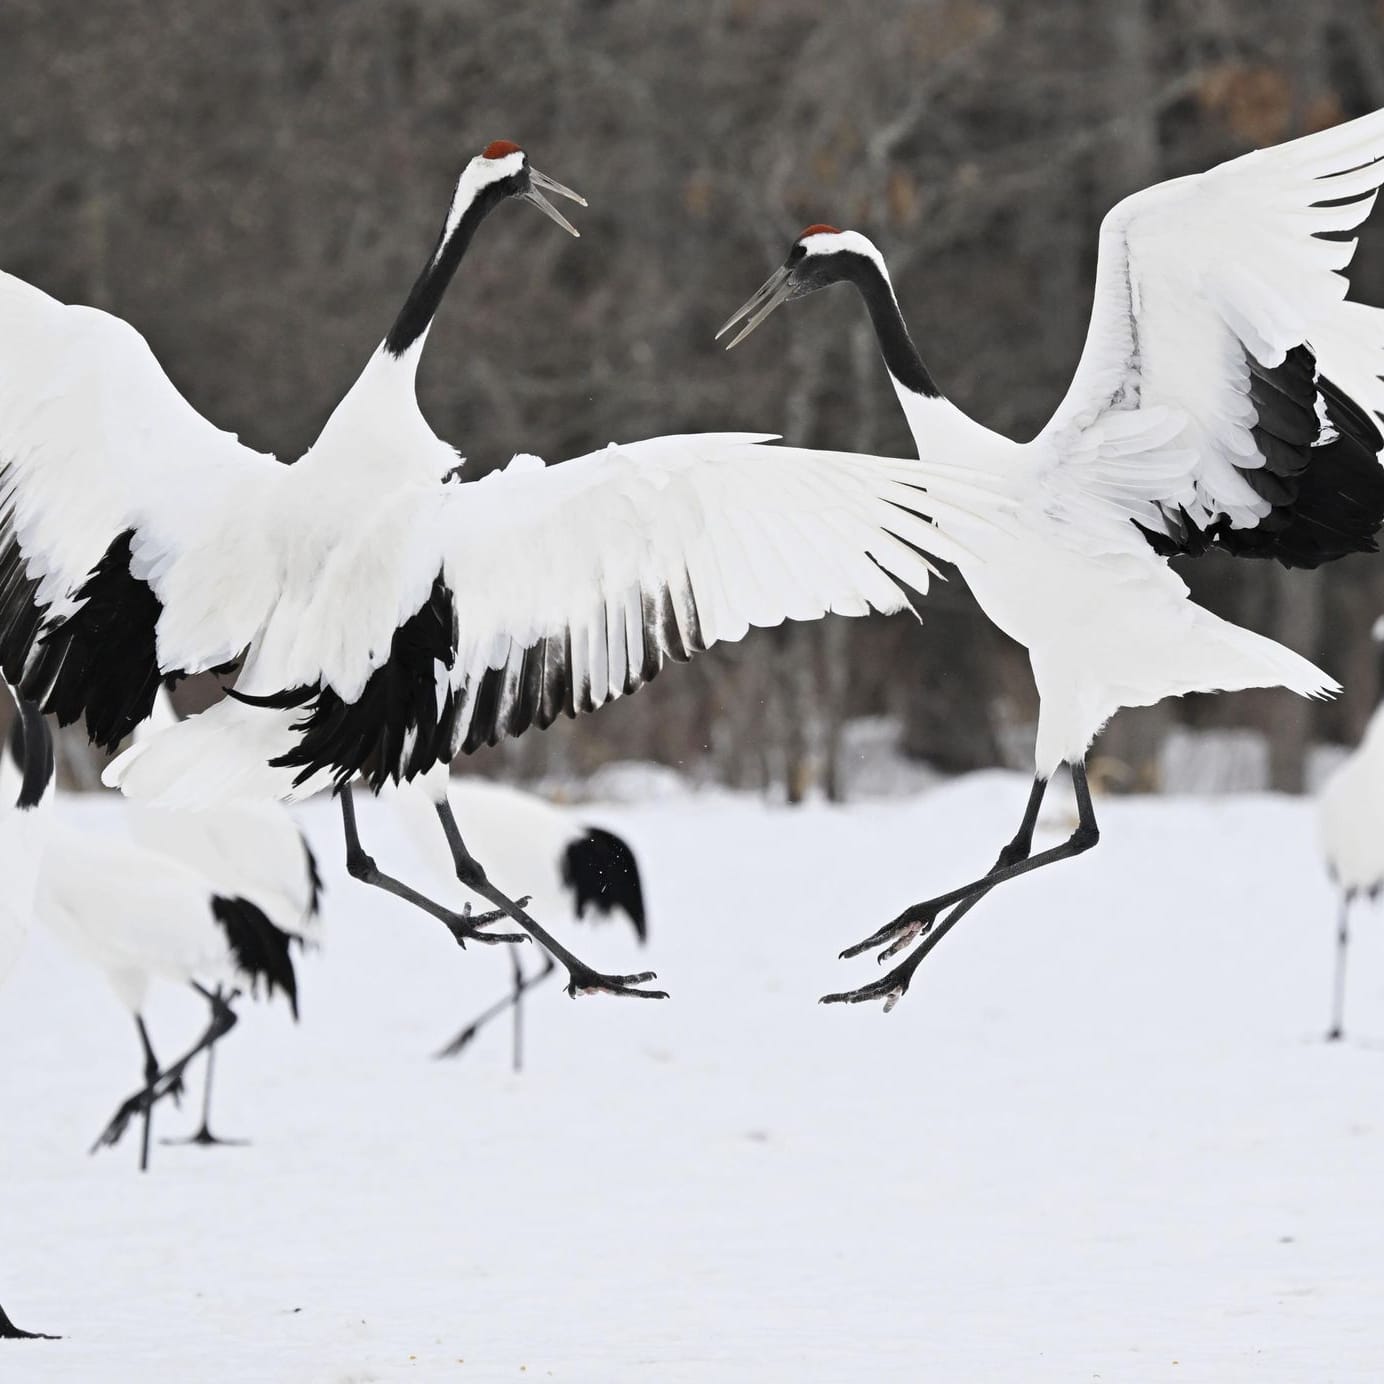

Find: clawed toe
<box><xmin>92</xmin><ymin>1092</ymin><xmax>147</xmax><ymax>1153</ymax></box>
<box><xmin>820</xmin><ymin>969</ymin><xmax>912</xmax><ymax>1012</ymax></box>
<box><xmin>448</xmin><ymin>900</ymin><xmax>530</xmax><ymax>947</ymax></box>
<box><xmin>839</xmin><ymin>904</ymin><xmax>938</xmax><ymax>961</ymax></box>
<box><xmin>875</xmin><ymin>921</ymin><xmax>927</xmax><ymax>962</ymax></box>
<box><xmin>565</xmin><ymin>968</ymin><xmax>667</xmax><ymax>1000</ymax></box>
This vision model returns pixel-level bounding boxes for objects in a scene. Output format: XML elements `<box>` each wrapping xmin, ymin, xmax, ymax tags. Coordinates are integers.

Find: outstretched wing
<box><xmin>1033</xmin><ymin>109</ymin><xmax>1384</xmax><ymax>565</ymax></box>
<box><xmin>436</xmin><ymin>433</ymin><xmax>965</xmax><ymax>756</ymax></box>
<box><xmin>0</xmin><ymin>271</ymin><xmax>286</xmax><ymax>747</ymax></box>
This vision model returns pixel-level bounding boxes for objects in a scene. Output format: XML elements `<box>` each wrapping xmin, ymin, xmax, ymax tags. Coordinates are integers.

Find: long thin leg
<box><xmin>433</xmin><ymin>954</ymin><xmax>559</xmax><ymax>1059</ymax></box>
<box><xmin>1327</xmin><ymin>894</ymin><xmax>1350</xmax><ymax>1042</ymax></box>
<box><xmin>163</xmin><ymin>1012</ymin><xmax>249</xmax><ymax>1147</ymax></box>
<box><xmin>93</xmin><ymin>986</ymin><xmax>238</xmax><ymax>1156</ymax></box>
<box><xmin>434</xmin><ymin>799</ymin><xmax>666</xmax><ymax>999</ymax></box>
<box><xmin>134</xmin><ymin>1015</ymin><xmax>160</xmax><ymax>1174</ymax></box>
<box><xmin>338</xmin><ymin>785</ymin><xmax>526</xmax><ymax>948</ymax></box>
<box><xmin>824</xmin><ymin>761</ymin><xmax>1099</xmax><ymax>1010</ymax></box>
<box><xmin>197</xmin><ymin>1043</ymin><xmax>218</xmax><ymax>1136</ymax></box>
<box><xmin>842</xmin><ymin>774</ymin><xmax>1053</xmax><ymax>958</ymax></box>
<box><xmin>0</xmin><ymin>1303</ymin><xmax>58</xmax><ymax>1341</ymax></box>
<box><xmin>511</xmin><ymin>947</ymin><xmax>524</xmax><ymax>1074</ymax></box>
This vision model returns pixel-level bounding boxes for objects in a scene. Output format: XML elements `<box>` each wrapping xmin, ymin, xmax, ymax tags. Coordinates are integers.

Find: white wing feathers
<box><xmin>1036</xmin><ymin>108</ymin><xmax>1384</xmax><ymax>545</ymax></box>
<box><xmin>438</xmin><ymin>434</ymin><xmax>965</xmax><ymax>753</ymax></box>
<box><xmin>0</xmin><ymin>272</ymin><xmax>284</xmax><ymax>684</ymax></box>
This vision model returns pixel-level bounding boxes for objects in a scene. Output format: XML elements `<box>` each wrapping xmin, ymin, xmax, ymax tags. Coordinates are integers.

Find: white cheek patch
<box><xmin>801</xmin><ymin>230</ymin><xmax>890</xmax><ymax>280</ymax></box>
<box><xmin>438</xmin><ymin>152</ymin><xmax>527</xmax><ymax>251</ymax></box>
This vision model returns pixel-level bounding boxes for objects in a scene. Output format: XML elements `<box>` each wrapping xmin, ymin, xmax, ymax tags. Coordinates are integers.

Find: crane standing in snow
<box><xmin>1</xmin><ymin>141</ymin><xmax>963</xmax><ymax>1003</ymax></box>
<box><xmin>383</xmin><ymin>771</ymin><xmax>646</xmax><ymax>1068</ymax></box>
<box><xmin>120</xmin><ymin>689</ymin><xmax>323</xmax><ymax>1145</ymax></box>
<box><xmin>2</xmin><ymin>698</ymin><xmax>312</xmax><ymax>1169</ymax></box>
<box><xmin>1317</xmin><ymin>618</ymin><xmax>1384</xmax><ymax>1041</ymax></box>
<box><xmin>720</xmin><ymin>110</ymin><xmax>1384</xmax><ymax>1009</ymax></box>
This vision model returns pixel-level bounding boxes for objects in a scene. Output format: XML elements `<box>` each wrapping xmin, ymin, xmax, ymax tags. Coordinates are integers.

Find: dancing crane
<box><xmin>0</xmin><ymin>141</ymin><xmax>962</xmax><ymax>1002</ymax></box>
<box><xmin>720</xmin><ymin>110</ymin><xmax>1384</xmax><ymax>1009</ymax></box>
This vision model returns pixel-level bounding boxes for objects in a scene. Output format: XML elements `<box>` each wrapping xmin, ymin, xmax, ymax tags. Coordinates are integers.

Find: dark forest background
<box><xmin>5</xmin><ymin>0</ymin><xmax>1384</xmax><ymax>798</ymax></box>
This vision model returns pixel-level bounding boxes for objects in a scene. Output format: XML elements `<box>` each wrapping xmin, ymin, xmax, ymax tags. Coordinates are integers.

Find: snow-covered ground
<box><xmin>2</xmin><ymin>772</ymin><xmax>1382</xmax><ymax>1382</ymax></box>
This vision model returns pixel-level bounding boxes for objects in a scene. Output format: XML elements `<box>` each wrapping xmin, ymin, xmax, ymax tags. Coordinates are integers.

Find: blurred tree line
<box><xmin>4</xmin><ymin>0</ymin><xmax>1384</xmax><ymax>797</ymax></box>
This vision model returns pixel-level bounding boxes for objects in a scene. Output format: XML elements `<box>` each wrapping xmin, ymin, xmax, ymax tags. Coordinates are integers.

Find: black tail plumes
<box><xmin>261</xmin><ymin>574</ymin><xmax>457</xmax><ymax>791</ymax></box>
<box><xmin>210</xmin><ymin>896</ymin><xmax>300</xmax><ymax>1019</ymax></box>
<box><xmin>562</xmin><ymin>827</ymin><xmax>647</xmax><ymax>942</ymax></box>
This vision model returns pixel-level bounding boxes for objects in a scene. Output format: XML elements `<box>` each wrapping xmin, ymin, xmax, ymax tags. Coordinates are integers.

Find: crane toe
<box><xmin>564</xmin><ymin>967</ymin><xmax>666</xmax><ymax>1000</ymax></box>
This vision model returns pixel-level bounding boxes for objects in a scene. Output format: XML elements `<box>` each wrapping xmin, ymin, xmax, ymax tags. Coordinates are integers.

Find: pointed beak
<box><xmin>716</xmin><ymin>265</ymin><xmax>794</xmax><ymax>350</ymax></box>
<box><xmin>523</xmin><ymin>168</ymin><xmax>587</xmax><ymax>237</ymax></box>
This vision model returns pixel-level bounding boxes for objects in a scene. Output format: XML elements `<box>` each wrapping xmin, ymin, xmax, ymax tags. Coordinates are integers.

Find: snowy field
<box><xmin>2</xmin><ymin>772</ymin><xmax>1382</xmax><ymax>1382</ymax></box>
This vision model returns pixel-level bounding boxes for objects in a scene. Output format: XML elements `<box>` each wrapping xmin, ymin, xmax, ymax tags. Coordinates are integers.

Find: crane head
<box><xmin>465</xmin><ymin>139</ymin><xmax>587</xmax><ymax>237</ymax></box>
<box><xmin>717</xmin><ymin>225</ymin><xmax>891</xmax><ymax>349</ymax></box>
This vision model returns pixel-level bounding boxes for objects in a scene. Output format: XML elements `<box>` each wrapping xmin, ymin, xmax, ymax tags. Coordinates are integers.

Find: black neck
<box><xmin>843</xmin><ymin>256</ymin><xmax>941</xmax><ymax>400</ymax></box>
<box><xmin>383</xmin><ymin>179</ymin><xmax>511</xmax><ymax>358</ymax></box>
<box><xmin>7</xmin><ymin>699</ymin><xmax>53</xmax><ymax>810</ymax></box>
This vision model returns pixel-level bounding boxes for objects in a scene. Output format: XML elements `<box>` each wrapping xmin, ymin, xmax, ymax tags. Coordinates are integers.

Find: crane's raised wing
<box><xmin>1033</xmin><ymin>109</ymin><xmax>1384</xmax><ymax>564</ymax></box>
<box><xmin>431</xmin><ymin>434</ymin><xmax>962</xmax><ymax>755</ymax></box>
<box><xmin>0</xmin><ymin>271</ymin><xmax>287</xmax><ymax>748</ymax></box>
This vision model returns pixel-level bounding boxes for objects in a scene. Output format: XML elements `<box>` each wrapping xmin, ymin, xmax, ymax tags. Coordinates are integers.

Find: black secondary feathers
<box><xmin>255</xmin><ymin>569</ymin><xmax>706</xmax><ymax>790</ymax></box>
<box><xmin>1140</xmin><ymin>346</ymin><xmax>1384</xmax><ymax>568</ymax></box>
<box><xmin>453</xmin><ymin>577</ymin><xmax>704</xmax><ymax>757</ymax></box>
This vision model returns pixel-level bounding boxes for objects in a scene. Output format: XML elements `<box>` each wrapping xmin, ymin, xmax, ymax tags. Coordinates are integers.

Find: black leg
<box><xmin>162</xmin><ymin>1004</ymin><xmax>249</xmax><ymax>1148</ymax></box>
<box><xmin>93</xmin><ymin>986</ymin><xmax>237</xmax><ymax>1157</ymax></box>
<box><xmin>511</xmin><ymin>946</ymin><xmax>525</xmax><ymax>1074</ymax></box>
<box><xmin>134</xmin><ymin>1015</ymin><xmax>160</xmax><ymax>1174</ymax></box>
<box><xmin>434</xmin><ymin>799</ymin><xmax>666</xmax><ymax>999</ymax></box>
<box><xmin>842</xmin><ymin>774</ymin><xmax>1052</xmax><ymax>959</ymax></box>
<box><xmin>338</xmin><ymin>785</ymin><xmax>526</xmax><ymax>948</ymax></box>
<box><xmin>824</xmin><ymin>761</ymin><xmax>1099</xmax><ymax>1010</ymax></box>
<box><xmin>0</xmin><ymin>1303</ymin><xmax>58</xmax><ymax>1341</ymax></box>
<box><xmin>1327</xmin><ymin>894</ymin><xmax>1350</xmax><ymax>1042</ymax></box>
<box><xmin>433</xmin><ymin>953</ymin><xmax>559</xmax><ymax>1060</ymax></box>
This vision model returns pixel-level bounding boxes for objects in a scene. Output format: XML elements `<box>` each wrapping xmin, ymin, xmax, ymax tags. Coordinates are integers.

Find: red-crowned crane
<box><xmin>2</xmin><ymin>695</ymin><xmax>311</xmax><ymax>1169</ymax></box>
<box><xmin>0</xmin><ymin>142</ymin><xmax>964</xmax><ymax>1003</ymax></box>
<box><xmin>721</xmin><ymin>110</ymin><xmax>1384</xmax><ymax>1009</ymax></box>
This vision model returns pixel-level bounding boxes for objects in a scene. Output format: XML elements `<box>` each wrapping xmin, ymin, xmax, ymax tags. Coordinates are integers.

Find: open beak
<box><xmin>716</xmin><ymin>264</ymin><xmax>794</xmax><ymax>350</ymax></box>
<box><xmin>523</xmin><ymin>168</ymin><xmax>587</xmax><ymax>237</ymax></box>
